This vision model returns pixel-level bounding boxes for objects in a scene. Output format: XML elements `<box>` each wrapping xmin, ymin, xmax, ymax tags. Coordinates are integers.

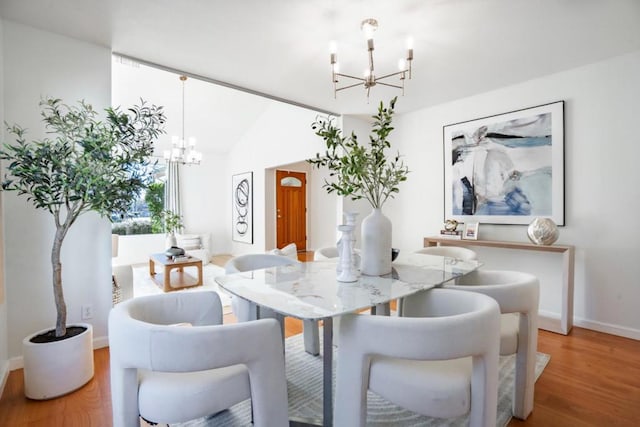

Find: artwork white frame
<box><xmin>232</xmin><ymin>171</ymin><xmax>253</xmax><ymax>244</ymax></box>
<box><xmin>443</xmin><ymin>101</ymin><xmax>564</xmax><ymax>225</ymax></box>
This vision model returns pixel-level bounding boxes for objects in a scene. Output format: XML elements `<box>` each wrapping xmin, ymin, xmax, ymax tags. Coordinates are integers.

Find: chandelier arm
<box><xmin>376</xmin><ymin>70</ymin><xmax>406</xmax><ymax>80</ymax></box>
<box><xmin>336</xmin><ymin>82</ymin><xmax>367</xmax><ymax>92</ymax></box>
<box><xmin>334</xmin><ymin>72</ymin><xmax>366</xmax><ymax>82</ymax></box>
<box><xmin>376</xmin><ymin>81</ymin><xmax>404</xmax><ymax>89</ymax></box>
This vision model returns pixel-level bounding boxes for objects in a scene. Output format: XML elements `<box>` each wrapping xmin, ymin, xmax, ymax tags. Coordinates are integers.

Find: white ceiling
<box><xmin>2</xmin><ymin>0</ymin><xmax>640</xmax><ymax>152</ymax></box>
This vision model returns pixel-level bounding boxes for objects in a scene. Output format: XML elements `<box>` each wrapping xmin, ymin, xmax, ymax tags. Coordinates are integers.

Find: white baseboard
<box><xmin>93</xmin><ymin>335</ymin><xmax>109</xmax><ymax>349</ymax></box>
<box><xmin>573</xmin><ymin>316</ymin><xmax>640</xmax><ymax>340</ymax></box>
<box><xmin>0</xmin><ymin>360</ymin><xmax>9</xmax><ymax>400</ymax></box>
<box><xmin>538</xmin><ymin>309</ymin><xmax>640</xmax><ymax>340</ymax></box>
<box><xmin>8</xmin><ymin>335</ymin><xmax>110</xmax><ymax>371</ymax></box>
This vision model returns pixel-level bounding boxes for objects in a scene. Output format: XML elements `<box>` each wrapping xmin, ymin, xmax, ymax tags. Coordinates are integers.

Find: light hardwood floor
<box><xmin>1</xmin><ymin>253</ymin><xmax>639</xmax><ymax>426</ymax></box>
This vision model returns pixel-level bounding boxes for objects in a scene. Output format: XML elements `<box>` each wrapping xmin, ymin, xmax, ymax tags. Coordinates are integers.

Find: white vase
<box><xmin>22</xmin><ymin>323</ymin><xmax>94</xmax><ymax>399</ymax></box>
<box><xmin>360</xmin><ymin>208</ymin><xmax>392</xmax><ymax>276</ymax></box>
<box><xmin>166</xmin><ymin>233</ymin><xmax>177</xmax><ymax>248</ymax></box>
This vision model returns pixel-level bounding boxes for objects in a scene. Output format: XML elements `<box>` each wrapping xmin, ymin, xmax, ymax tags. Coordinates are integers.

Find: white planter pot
<box><xmin>23</xmin><ymin>323</ymin><xmax>94</xmax><ymax>400</ymax></box>
<box><xmin>360</xmin><ymin>208</ymin><xmax>392</xmax><ymax>276</ymax></box>
<box><xmin>166</xmin><ymin>233</ymin><xmax>177</xmax><ymax>249</ymax></box>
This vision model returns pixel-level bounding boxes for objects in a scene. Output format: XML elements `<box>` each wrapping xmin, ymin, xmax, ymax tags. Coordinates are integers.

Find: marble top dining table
<box><xmin>215</xmin><ymin>252</ymin><xmax>482</xmax><ymax>426</ymax></box>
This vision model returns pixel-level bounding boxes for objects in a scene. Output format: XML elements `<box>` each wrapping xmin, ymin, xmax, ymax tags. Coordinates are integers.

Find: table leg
<box><xmin>562</xmin><ymin>247</ymin><xmax>575</xmax><ymax>334</ymax></box>
<box><xmin>163</xmin><ymin>265</ymin><xmax>171</xmax><ymax>292</ymax></box>
<box><xmin>303</xmin><ymin>320</ymin><xmax>320</xmax><ymax>356</ymax></box>
<box><xmin>196</xmin><ymin>262</ymin><xmax>203</xmax><ymax>286</ymax></box>
<box><xmin>323</xmin><ymin>317</ymin><xmax>333</xmax><ymax>427</ymax></box>
<box><xmin>149</xmin><ymin>258</ymin><xmax>155</xmax><ymax>276</ymax></box>
<box><xmin>371</xmin><ymin>302</ymin><xmax>390</xmax><ymax>316</ymax></box>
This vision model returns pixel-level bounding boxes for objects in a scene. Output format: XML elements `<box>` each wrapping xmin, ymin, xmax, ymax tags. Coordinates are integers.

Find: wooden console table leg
<box><xmin>562</xmin><ymin>247</ymin><xmax>575</xmax><ymax>334</ymax></box>
<box><xmin>149</xmin><ymin>258</ymin><xmax>155</xmax><ymax>276</ymax></box>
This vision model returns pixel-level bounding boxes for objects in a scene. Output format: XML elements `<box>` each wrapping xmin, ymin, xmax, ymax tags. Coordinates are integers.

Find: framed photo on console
<box><xmin>443</xmin><ymin>101</ymin><xmax>565</xmax><ymax>225</ymax></box>
<box><xmin>463</xmin><ymin>222</ymin><xmax>479</xmax><ymax>240</ymax></box>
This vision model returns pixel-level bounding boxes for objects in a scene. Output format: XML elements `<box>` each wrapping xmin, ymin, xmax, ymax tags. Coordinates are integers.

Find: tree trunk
<box><xmin>52</xmin><ymin>227</ymin><xmax>67</xmax><ymax>337</ymax></box>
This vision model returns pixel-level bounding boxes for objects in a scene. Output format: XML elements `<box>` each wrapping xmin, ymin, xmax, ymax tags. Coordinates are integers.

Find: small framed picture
<box><xmin>463</xmin><ymin>222</ymin><xmax>479</xmax><ymax>240</ymax></box>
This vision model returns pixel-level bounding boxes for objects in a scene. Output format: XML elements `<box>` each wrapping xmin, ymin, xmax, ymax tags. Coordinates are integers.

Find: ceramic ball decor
<box><xmin>527</xmin><ymin>217</ymin><xmax>559</xmax><ymax>245</ymax></box>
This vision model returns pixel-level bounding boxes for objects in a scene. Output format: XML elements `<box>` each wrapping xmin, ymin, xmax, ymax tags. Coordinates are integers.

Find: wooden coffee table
<box><xmin>149</xmin><ymin>253</ymin><xmax>203</xmax><ymax>292</ymax></box>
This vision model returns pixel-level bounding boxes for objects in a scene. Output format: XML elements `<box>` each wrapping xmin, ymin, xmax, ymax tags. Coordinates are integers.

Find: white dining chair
<box><xmin>313</xmin><ymin>246</ymin><xmax>339</xmax><ymax>260</ymax></box>
<box><xmin>108</xmin><ymin>291</ymin><xmax>288</xmax><ymax>427</ymax></box>
<box><xmin>394</xmin><ymin>246</ymin><xmax>480</xmax><ymax>316</ymax></box>
<box><xmin>414</xmin><ymin>245</ymin><xmax>478</xmax><ymax>260</ymax></box>
<box><xmin>225</xmin><ymin>253</ymin><xmax>321</xmax><ymax>355</ymax></box>
<box><xmin>446</xmin><ymin>269</ymin><xmax>540</xmax><ymax>420</ymax></box>
<box><xmin>335</xmin><ymin>288</ymin><xmax>501</xmax><ymax>427</ymax></box>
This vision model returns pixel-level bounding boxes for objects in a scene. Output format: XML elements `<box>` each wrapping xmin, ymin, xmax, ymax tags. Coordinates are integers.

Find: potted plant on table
<box><xmin>307</xmin><ymin>97</ymin><xmax>409</xmax><ymax>276</ymax></box>
<box><xmin>0</xmin><ymin>97</ymin><xmax>165</xmax><ymax>399</ymax></box>
<box><xmin>161</xmin><ymin>209</ymin><xmax>183</xmax><ymax>249</ymax></box>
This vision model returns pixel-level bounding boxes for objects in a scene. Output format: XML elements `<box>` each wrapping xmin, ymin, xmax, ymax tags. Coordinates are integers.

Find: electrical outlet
<box><xmin>81</xmin><ymin>304</ymin><xmax>93</xmax><ymax>320</ymax></box>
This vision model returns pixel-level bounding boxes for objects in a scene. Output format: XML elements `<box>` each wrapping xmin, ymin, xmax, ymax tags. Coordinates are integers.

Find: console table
<box><xmin>424</xmin><ymin>236</ymin><xmax>575</xmax><ymax>335</ymax></box>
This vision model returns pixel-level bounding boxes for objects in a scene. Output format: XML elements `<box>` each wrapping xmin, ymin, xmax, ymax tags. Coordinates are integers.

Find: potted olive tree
<box><xmin>0</xmin><ymin>97</ymin><xmax>165</xmax><ymax>399</ymax></box>
<box><xmin>308</xmin><ymin>97</ymin><xmax>408</xmax><ymax>275</ymax></box>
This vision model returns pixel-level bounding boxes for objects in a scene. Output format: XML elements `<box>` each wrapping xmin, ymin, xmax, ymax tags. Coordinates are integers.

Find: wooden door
<box><xmin>276</xmin><ymin>170</ymin><xmax>306</xmax><ymax>251</ymax></box>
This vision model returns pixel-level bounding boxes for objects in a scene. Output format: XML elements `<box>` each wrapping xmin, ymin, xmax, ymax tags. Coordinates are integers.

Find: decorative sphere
<box><xmin>444</xmin><ymin>219</ymin><xmax>459</xmax><ymax>232</ymax></box>
<box><xmin>527</xmin><ymin>218</ymin><xmax>559</xmax><ymax>245</ymax></box>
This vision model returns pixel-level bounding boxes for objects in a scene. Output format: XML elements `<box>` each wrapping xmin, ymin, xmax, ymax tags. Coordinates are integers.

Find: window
<box><xmin>111</xmin><ymin>162</ymin><xmax>166</xmax><ymax>235</ymax></box>
<box><xmin>280</xmin><ymin>176</ymin><xmax>302</xmax><ymax>187</ymax></box>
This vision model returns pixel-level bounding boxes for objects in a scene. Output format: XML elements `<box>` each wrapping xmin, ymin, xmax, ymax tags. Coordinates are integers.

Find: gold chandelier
<box><xmin>330</xmin><ymin>18</ymin><xmax>414</xmax><ymax>99</ymax></box>
<box><xmin>164</xmin><ymin>75</ymin><xmax>203</xmax><ymax>165</ymax></box>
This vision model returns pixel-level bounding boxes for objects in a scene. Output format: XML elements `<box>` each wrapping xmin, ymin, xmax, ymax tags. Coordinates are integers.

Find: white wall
<box><xmin>307</xmin><ymin>165</ymin><xmax>342</xmax><ymax>251</ymax></box>
<box><xmin>111</xmin><ymin>234</ymin><xmax>166</xmax><ymax>266</ymax></box>
<box><xmin>0</xmin><ymin>16</ymin><xmax>8</xmax><ymax>393</ymax></box>
<box><xmin>386</xmin><ymin>51</ymin><xmax>640</xmax><ymax>338</ymax></box>
<box><xmin>226</xmin><ymin>102</ymin><xmax>330</xmax><ymax>254</ymax></box>
<box><xmin>2</xmin><ymin>21</ymin><xmax>113</xmax><ymax>362</ymax></box>
<box><xmin>180</xmin><ymin>153</ymin><xmax>229</xmax><ymax>255</ymax></box>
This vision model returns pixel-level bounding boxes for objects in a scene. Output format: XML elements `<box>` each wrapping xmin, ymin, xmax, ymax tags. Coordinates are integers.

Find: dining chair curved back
<box><xmin>109</xmin><ymin>291</ymin><xmax>288</xmax><ymax>427</ymax></box>
<box><xmin>445</xmin><ymin>269</ymin><xmax>539</xmax><ymax>420</ymax></box>
<box><xmin>335</xmin><ymin>288</ymin><xmax>501</xmax><ymax>427</ymax></box>
<box><xmin>225</xmin><ymin>253</ymin><xmax>299</xmax><ymax>275</ymax></box>
<box><xmin>225</xmin><ymin>254</ymin><xmax>321</xmax><ymax>355</ymax></box>
<box><xmin>313</xmin><ymin>246</ymin><xmax>339</xmax><ymax>260</ymax></box>
<box><xmin>414</xmin><ymin>245</ymin><xmax>478</xmax><ymax>260</ymax></box>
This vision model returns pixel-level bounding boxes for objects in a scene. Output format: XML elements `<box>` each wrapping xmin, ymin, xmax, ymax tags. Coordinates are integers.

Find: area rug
<box><xmin>132</xmin><ymin>264</ymin><xmax>233</xmax><ymax>308</ymax></box>
<box><xmin>171</xmin><ymin>333</ymin><xmax>550</xmax><ymax>427</ymax></box>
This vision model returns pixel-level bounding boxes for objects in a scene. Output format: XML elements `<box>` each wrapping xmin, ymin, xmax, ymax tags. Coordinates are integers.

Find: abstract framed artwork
<box><xmin>443</xmin><ymin>101</ymin><xmax>565</xmax><ymax>225</ymax></box>
<box><xmin>232</xmin><ymin>171</ymin><xmax>253</xmax><ymax>243</ymax></box>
